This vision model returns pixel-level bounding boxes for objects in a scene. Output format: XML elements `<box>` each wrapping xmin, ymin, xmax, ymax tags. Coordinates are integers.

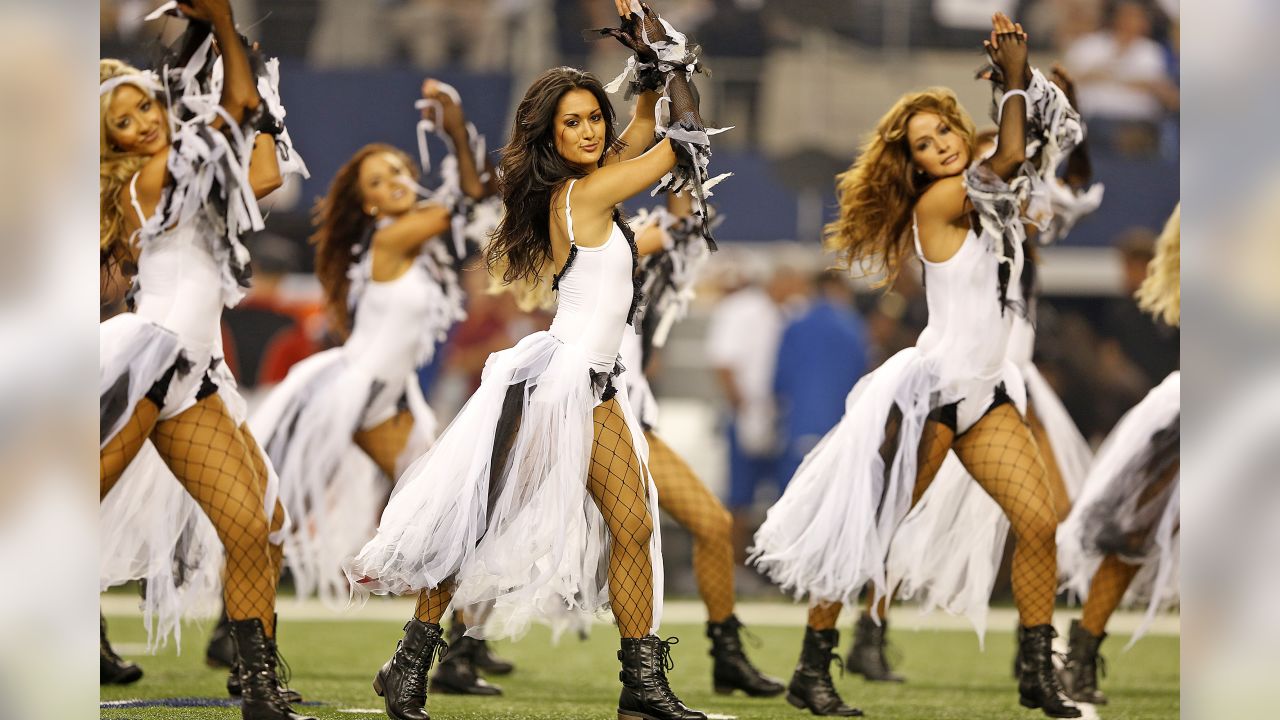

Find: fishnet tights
<box><xmin>100</xmin><ymin>398</ymin><xmax>160</xmax><ymax>499</ymax></box>
<box><xmin>414</xmin><ymin>579</ymin><xmax>456</xmax><ymax>624</ymax></box>
<box><xmin>1027</xmin><ymin>401</ymin><xmax>1073</xmax><ymax>522</ymax></box>
<box><xmin>1079</xmin><ymin>459</ymin><xmax>1179</xmax><ymax>636</ymax></box>
<box><xmin>589</xmin><ymin>398</ymin><xmax>655</xmax><ymax>638</ymax></box>
<box><xmin>647</xmin><ymin>431</ymin><xmax>735</xmax><ymax>623</ymax></box>
<box><xmin>237</xmin><ymin>423</ymin><xmax>287</xmax><ymax>585</ymax></box>
<box><xmin>354</xmin><ymin>409</ymin><xmax>416</xmax><ymax>480</ymax></box>
<box><xmin>808</xmin><ymin>601</ymin><xmax>843</xmax><ymax>631</ymax></box>
<box><xmin>150</xmin><ymin>395</ymin><xmax>278</xmax><ymax>634</ymax></box>
<box><xmin>949</xmin><ymin>404</ymin><xmax>1058</xmax><ymax>626</ymax></box>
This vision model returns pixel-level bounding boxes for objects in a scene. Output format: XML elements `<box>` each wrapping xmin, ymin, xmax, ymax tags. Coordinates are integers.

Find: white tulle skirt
<box><xmin>343</xmin><ymin>331</ymin><xmax>664</xmax><ymax>640</ymax></box>
<box><xmin>251</xmin><ymin>348</ymin><xmax>438</xmax><ymax>607</ymax></box>
<box><xmin>1059</xmin><ymin>371</ymin><xmax>1180</xmax><ymax>646</ymax></box>
<box><xmin>100</xmin><ymin>313</ymin><xmax>184</xmax><ymax>447</ymax></box>
<box><xmin>100</xmin><ymin>341</ymin><xmax>279</xmax><ymax>651</ymax></box>
<box><xmin>886</xmin><ymin>361</ymin><xmax>1089</xmax><ymax>642</ymax></box>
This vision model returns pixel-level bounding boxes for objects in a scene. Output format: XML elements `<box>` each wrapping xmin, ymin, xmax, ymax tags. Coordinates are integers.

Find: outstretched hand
<box><xmin>174</xmin><ymin>0</ymin><xmax>233</xmax><ymax>25</ymax></box>
<box><xmin>983</xmin><ymin>12</ymin><xmax>1029</xmax><ymax>87</ymax></box>
<box><xmin>421</xmin><ymin>79</ymin><xmax>466</xmax><ymax>137</ymax></box>
<box><xmin>607</xmin><ymin>0</ymin><xmax>664</xmax><ymax>63</ymax></box>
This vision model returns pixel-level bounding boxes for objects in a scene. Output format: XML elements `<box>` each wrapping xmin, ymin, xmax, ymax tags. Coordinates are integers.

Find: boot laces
<box><xmin>405</xmin><ymin>637</ymin><xmax>449</xmax><ymax>704</ymax></box>
<box><xmin>826</xmin><ymin>651</ymin><xmax>846</xmax><ymax>680</ymax></box>
<box><xmin>651</xmin><ymin>636</ymin><xmax>680</xmax><ymax>694</ymax></box>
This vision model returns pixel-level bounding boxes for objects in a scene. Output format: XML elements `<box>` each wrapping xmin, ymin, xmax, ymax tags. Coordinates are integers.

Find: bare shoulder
<box><xmin>914</xmin><ymin>175</ymin><xmax>967</xmax><ymax>225</ymax></box>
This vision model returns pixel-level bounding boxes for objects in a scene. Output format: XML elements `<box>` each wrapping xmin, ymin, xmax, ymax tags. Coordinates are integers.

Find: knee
<box><xmin>1012</xmin><ymin>502</ymin><xmax>1057</xmax><ymax>549</ymax></box>
<box><xmin>613</xmin><ymin>510</ymin><xmax>654</xmax><ymax>549</ymax></box>
<box><xmin>694</xmin><ymin>505</ymin><xmax>733</xmax><ymax>547</ymax></box>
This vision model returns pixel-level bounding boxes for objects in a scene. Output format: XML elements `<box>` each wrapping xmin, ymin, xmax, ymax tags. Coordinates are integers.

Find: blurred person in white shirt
<box><xmin>706</xmin><ymin>258</ymin><xmax>804</xmax><ymax>562</ymax></box>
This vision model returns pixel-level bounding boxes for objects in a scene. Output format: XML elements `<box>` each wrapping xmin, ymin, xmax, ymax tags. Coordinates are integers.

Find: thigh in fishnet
<box><xmin>953</xmin><ymin>404</ymin><xmax>1058</xmax><ymax>626</ymax></box>
<box><xmin>1079</xmin><ymin>554</ymin><xmax>1140</xmax><ymax>636</ymax></box>
<box><xmin>808</xmin><ymin>600</ymin><xmax>843</xmax><ymax>630</ymax></box>
<box><xmin>414</xmin><ymin>579</ymin><xmax>456</xmax><ymax>624</ymax></box>
<box><xmin>1027</xmin><ymin>402</ymin><xmax>1072</xmax><ymax>522</ymax></box>
<box><xmin>588</xmin><ymin>398</ymin><xmax>654</xmax><ymax>639</ymax></box>
<box><xmin>911</xmin><ymin>417</ymin><xmax>956</xmax><ymax>507</ymax></box>
<box><xmin>152</xmin><ymin>395</ymin><xmax>277</xmax><ymax>634</ymax></box>
<box><xmin>237</xmin><ymin>423</ymin><xmax>287</xmax><ymax>581</ymax></box>
<box><xmin>354</xmin><ymin>409</ymin><xmax>416</xmax><ymax>480</ymax></box>
<box><xmin>101</xmin><ymin>399</ymin><xmax>160</xmax><ymax>499</ymax></box>
<box><xmin>648</xmin><ymin>431</ymin><xmax>735</xmax><ymax>623</ymax></box>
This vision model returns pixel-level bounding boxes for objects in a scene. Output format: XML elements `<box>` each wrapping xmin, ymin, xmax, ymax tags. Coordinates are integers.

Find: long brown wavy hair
<box><xmin>485</xmin><ymin>67</ymin><xmax>622</xmax><ymax>308</ymax></box>
<box><xmin>100</xmin><ymin>59</ymin><xmax>158</xmax><ymax>271</ymax></box>
<box><xmin>311</xmin><ymin>143</ymin><xmax>418</xmax><ymax>336</ymax></box>
<box><xmin>824</xmin><ymin>88</ymin><xmax>978</xmax><ymax>286</ymax></box>
<box><xmin>1136</xmin><ymin>204</ymin><xmax>1180</xmax><ymax>327</ymax></box>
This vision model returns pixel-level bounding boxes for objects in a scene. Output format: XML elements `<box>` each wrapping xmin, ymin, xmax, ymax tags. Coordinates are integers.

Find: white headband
<box><xmin>99</xmin><ymin>72</ymin><xmax>162</xmax><ymax>99</ymax></box>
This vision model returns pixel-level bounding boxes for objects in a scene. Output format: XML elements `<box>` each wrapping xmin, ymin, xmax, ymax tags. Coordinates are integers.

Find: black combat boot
<box><xmin>228</xmin><ymin>618</ymin><xmax>315</xmax><ymax>720</ymax></box>
<box><xmin>471</xmin><ymin>632</ymin><xmax>515</xmax><ymax>675</ymax></box>
<box><xmin>429</xmin><ymin>623</ymin><xmax>502</xmax><ymax>695</ymax></box>
<box><xmin>207</xmin><ymin>610</ymin><xmax>236</xmax><ymax>669</ymax></box>
<box><xmin>100</xmin><ymin>615</ymin><xmax>143</xmax><ymax>685</ymax></box>
<box><xmin>846</xmin><ymin>613</ymin><xmax>905</xmax><ymax>682</ymax></box>
<box><xmin>706</xmin><ymin>615</ymin><xmax>784</xmax><ymax>697</ymax></box>
<box><xmin>1017</xmin><ymin>624</ymin><xmax>1082</xmax><ymax>718</ymax></box>
<box><xmin>1061</xmin><ymin>619</ymin><xmax>1108</xmax><ymax>705</ymax></box>
<box><xmin>227</xmin><ymin>615</ymin><xmax>302</xmax><ymax>703</ymax></box>
<box><xmin>785</xmin><ymin>627</ymin><xmax>862</xmax><ymax>716</ymax></box>
<box><xmin>617</xmin><ymin>635</ymin><xmax>707</xmax><ymax>720</ymax></box>
<box><xmin>372</xmin><ymin>619</ymin><xmax>448</xmax><ymax>720</ymax></box>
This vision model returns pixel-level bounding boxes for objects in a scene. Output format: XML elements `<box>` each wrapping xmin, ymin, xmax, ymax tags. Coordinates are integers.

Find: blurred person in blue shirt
<box><xmin>773</xmin><ymin>270</ymin><xmax>870</xmax><ymax>484</ymax></box>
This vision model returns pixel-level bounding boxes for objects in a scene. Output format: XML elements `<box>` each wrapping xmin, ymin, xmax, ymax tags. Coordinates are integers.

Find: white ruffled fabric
<box><xmin>344</xmin><ymin>331</ymin><xmax>664</xmax><ymax>640</ymax></box>
<box><xmin>99</xmin><ymin>314</ymin><xmax>183</xmax><ymax>448</ymax></box>
<box><xmin>1059</xmin><ymin>371</ymin><xmax>1180</xmax><ymax>647</ymax></box>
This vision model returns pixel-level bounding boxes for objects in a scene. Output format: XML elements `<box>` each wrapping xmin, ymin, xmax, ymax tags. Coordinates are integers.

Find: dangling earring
<box><xmin>366</xmin><ymin>206</ymin><xmax>379</xmax><ymax>217</ymax></box>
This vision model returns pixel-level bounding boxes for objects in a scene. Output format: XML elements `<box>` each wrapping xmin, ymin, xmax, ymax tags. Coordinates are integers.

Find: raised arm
<box><xmin>572</xmin><ymin>139</ymin><xmax>677</xmax><ymax>216</ymax></box>
<box><xmin>373</xmin><ymin>204</ymin><xmax>453</xmax><ymax>261</ymax></box>
<box><xmin>611</xmin><ymin>90</ymin><xmax>661</xmax><ymax>164</ymax></box>
<box><xmin>178</xmin><ymin>0</ymin><xmax>262</xmax><ymax>125</ymax></box>
<box><xmin>981</xmin><ymin>13</ymin><xmax>1029</xmax><ymax>180</ymax></box>
<box><xmin>423</xmin><ymin>79</ymin><xmax>491</xmax><ymax>201</ymax></box>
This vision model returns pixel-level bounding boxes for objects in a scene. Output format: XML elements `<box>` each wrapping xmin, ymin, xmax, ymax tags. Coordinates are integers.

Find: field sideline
<box><xmin>101</xmin><ymin>598</ymin><xmax>1178</xmax><ymax>720</ymax></box>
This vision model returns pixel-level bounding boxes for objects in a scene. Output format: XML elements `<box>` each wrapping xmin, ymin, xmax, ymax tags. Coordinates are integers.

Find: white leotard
<box><xmin>912</xmin><ymin>214</ymin><xmax>1026</xmax><ymax>431</ymax></box>
<box><xmin>548</xmin><ymin>179</ymin><xmax>636</xmax><ymax>373</ymax></box>
<box><xmin>128</xmin><ymin>173</ymin><xmax>226</xmax><ymax>354</ymax></box>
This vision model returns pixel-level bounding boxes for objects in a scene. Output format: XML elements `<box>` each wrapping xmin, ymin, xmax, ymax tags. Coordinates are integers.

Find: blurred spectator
<box><xmin>859</xmin><ymin>269</ymin><xmax>929</xmax><ymax>364</ymax></box>
<box><xmin>706</xmin><ymin>263</ymin><xmax>804</xmax><ymax>562</ymax></box>
<box><xmin>1064</xmin><ymin>0</ymin><xmax>1179</xmax><ymax>156</ymax></box>
<box><xmin>221</xmin><ymin>232</ymin><xmax>325</xmax><ymax>389</ymax></box>
<box><xmin>773</xmin><ymin>270</ymin><xmax>869</xmax><ymax>484</ymax></box>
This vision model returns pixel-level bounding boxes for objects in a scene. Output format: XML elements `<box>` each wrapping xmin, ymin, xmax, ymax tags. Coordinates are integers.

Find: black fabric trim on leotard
<box><xmin>551</xmin><ymin>244</ymin><xmax>578</xmax><ymax>292</ymax></box>
<box><xmin>614</xmin><ymin>208</ymin><xmax>646</xmax><ymax>328</ymax></box>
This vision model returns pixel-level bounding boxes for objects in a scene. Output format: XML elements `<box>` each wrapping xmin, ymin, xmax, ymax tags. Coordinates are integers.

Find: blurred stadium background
<box><xmin>100</xmin><ymin>0</ymin><xmax>1180</xmax><ymax>604</ymax></box>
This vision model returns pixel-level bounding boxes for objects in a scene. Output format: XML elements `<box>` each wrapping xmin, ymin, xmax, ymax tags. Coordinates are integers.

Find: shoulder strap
<box><xmin>564</xmin><ymin>179</ymin><xmax>578</xmax><ymax>246</ymax></box>
<box><xmin>128</xmin><ymin>172</ymin><xmax>147</xmax><ymax>225</ymax></box>
<box><xmin>910</xmin><ymin>212</ymin><xmax>924</xmax><ymax>257</ymax></box>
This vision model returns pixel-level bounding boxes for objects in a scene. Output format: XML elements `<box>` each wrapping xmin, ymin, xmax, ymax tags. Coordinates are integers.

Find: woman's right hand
<box><xmin>175</xmin><ymin>0</ymin><xmax>233</xmax><ymax>25</ymax></box>
<box><xmin>983</xmin><ymin>12</ymin><xmax>1029</xmax><ymax>88</ymax></box>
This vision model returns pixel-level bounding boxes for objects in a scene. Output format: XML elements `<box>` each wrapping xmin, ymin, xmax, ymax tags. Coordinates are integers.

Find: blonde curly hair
<box><xmin>1136</xmin><ymin>204</ymin><xmax>1180</xmax><ymax>327</ymax></box>
<box><xmin>100</xmin><ymin>59</ymin><xmax>160</xmax><ymax>267</ymax></box>
<box><xmin>824</xmin><ymin>88</ymin><xmax>978</xmax><ymax>286</ymax></box>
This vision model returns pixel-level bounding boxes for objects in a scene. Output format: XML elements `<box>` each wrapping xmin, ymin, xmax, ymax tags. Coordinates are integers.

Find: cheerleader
<box><xmin>1057</xmin><ymin>206</ymin><xmax>1180</xmax><ymax>706</ymax></box>
<box><xmin>752</xmin><ymin>13</ymin><xmax>1081</xmax><ymax>718</ymax></box>
<box><xmin>878</xmin><ymin>64</ymin><xmax>1103</xmax><ymax>666</ymax></box>
<box><xmin>97</xmin><ymin>1</ymin><xmax>310</xmax><ymax>719</ymax></box>
<box><xmin>624</xmin><ymin>196</ymin><xmax>784</xmax><ymax>698</ymax></box>
<box><xmin>343</xmin><ymin>3</ymin><xmax>718</xmax><ymax>719</ymax></box>
<box><xmin>251</xmin><ymin>79</ymin><xmax>488</xmax><ymax>608</ymax></box>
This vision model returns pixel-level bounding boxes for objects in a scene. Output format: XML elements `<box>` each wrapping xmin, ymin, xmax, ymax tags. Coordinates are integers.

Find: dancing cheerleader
<box><xmin>752</xmin><ymin>13</ymin><xmax>1081</xmax><ymax>718</ymax></box>
<box><xmin>251</xmin><ymin>79</ymin><xmax>487</xmax><ymax>607</ymax></box>
<box><xmin>874</xmin><ymin>64</ymin><xmax>1103</xmax><ymax>675</ymax></box>
<box><xmin>98</xmin><ymin>1</ymin><xmax>310</xmax><ymax>719</ymax></box>
<box><xmin>344</xmin><ymin>3</ymin><xmax>722</xmax><ymax>719</ymax></box>
<box><xmin>622</xmin><ymin>195</ymin><xmax>784</xmax><ymax>698</ymax></box>
<box><xmin>1057</xmin><ymin>206</ymin><xmax>1180</xmax><ymax>706</ymax></box>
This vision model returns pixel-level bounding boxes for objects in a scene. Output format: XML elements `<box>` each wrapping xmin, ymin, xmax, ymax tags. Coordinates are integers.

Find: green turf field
<box><xmin>100</xmin><ymin>615</ymin><xmax>1178</xmax><ymax>720</ymax></box>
